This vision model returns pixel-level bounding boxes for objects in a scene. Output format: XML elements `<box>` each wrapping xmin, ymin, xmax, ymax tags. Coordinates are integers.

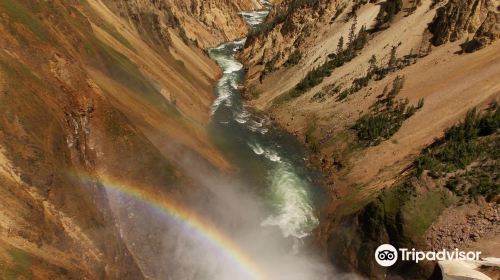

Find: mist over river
<box><xmin>107</xmin><ymin>2</ymin><xmax>343</xmax><ymax>280</ymax></box>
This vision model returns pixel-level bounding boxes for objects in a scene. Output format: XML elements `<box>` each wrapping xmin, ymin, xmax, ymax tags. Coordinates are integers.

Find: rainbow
<box><xmin>73</xmin><ymin>172</ymin><xmax>266</xmax><ymax>280</ymax></box>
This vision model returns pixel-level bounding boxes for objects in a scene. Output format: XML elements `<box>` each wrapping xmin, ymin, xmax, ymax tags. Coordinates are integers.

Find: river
<box><xmin>208</xmin><ymin>1</ymin><xmax>325</xmax><ymax>246</ymax></box>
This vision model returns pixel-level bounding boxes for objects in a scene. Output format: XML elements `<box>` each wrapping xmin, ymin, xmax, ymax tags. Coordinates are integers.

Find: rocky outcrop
<box><xmin>425</xmin><ymin>203</ymin><xmax>499</xmax><ymax>251</ymax></box>
<box><xmin>463</xmin><ymin>11</ymin><xmax>500</xmax><ymax>52</ymax></box>
<box><xmin>101</xmin><ymin>0</ymin><xmax>262</xmax><ymax>49</ymax></box>
<box><xmin>170</xmin><ymin>0</ymin><xmax>263</xmax><ymax>47</ymax></box>
<box><xmin>326</xmin><ymin>182</ymin><xmax>442</xmax><ymax>279</ymax></box>
<box><xmin>439</xmin><ymin>259</ymin><xmax>499</xmax><ymax>280</ymax></box>
<box><xmin>429</xmin><ymin>0</ymin><xmax>500</xmax><ymax>49</ymax></box>
<box><xmin>240</xmin><ymin>0</ymin><xmax>345</xmax><ymax>83</ymax></box>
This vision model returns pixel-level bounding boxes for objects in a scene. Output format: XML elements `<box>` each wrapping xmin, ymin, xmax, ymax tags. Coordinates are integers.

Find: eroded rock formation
<box><xmin>429</xmin><ymin>0</ymin><xmax>500</xmax><ymax>50</ymax></box>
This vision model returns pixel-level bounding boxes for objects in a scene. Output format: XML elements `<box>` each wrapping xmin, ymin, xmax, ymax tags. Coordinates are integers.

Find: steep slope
<box><xmin>241</xmin><ymin>0</ymin><xmax>499</xmax><ymax>278</ymax></box>
<box><xmin>0</xmin><ymin>0</ymin><xmax>260</xmax><ymax>278</ymax></box>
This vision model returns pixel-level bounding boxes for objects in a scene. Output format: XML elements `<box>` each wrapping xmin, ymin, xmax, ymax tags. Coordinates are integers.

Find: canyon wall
<box><xmin>101</xmin><ymin>0</ymin><xmax>263</xmax><ymax>49</ymax></box>
<box><xmin>0</xmin><ymin>0</ymin><xmax>260</xmax><ymax>278</ymax></box>
<box><xmin>241</xmin><ymin>0</ymin><xmax>499</xmax><ymax>278</ymax></box>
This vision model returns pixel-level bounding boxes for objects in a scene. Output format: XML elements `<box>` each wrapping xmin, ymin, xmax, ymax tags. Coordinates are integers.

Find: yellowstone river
<box><xmin>208</xmin><ymin>0</ymin><xmax>324</xmax><ymax>248</ymax></box>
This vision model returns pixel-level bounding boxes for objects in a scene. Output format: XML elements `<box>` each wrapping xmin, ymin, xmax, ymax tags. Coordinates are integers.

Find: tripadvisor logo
<box><xmin>375</xmin><ymin>244</ymin><xmax>398</xmax><ymax>267</ymax></box>
<box><xmin>375</xmin><ymin>244</ymin><xmax>482</xmax><ymax>267</ymax></box>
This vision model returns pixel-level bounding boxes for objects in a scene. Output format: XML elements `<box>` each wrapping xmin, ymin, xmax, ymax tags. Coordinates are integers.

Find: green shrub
<box><xmin>416</xmin><ymin>105</ymin><xmax>500</xmax><ymax>176</ymax></box>
<box><xmin>352</xmin><ymin>76</ymin><xmax>422</xmax><ymax>146</ymax></box>
<box><xmin>468</xmin><ymin>176</ymin><xmax>500</xmax><ymax>199</ymax></box>
<box><xmin>284</xmin><ymin>50</ymin><xmax>303</xmax><ymax>67</ymax></box>
<box><xmin>310</xmin><ymin>83</ymin><xmax>341</xmax><ymax>102</ymax></box>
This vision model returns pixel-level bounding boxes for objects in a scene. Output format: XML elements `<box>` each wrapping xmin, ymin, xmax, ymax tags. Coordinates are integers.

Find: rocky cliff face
<box><xmin>241</xmin><ymin>0</ymin><xmax>345</xmax><ymax>84</ymax></box>
<box><xmin>429</xmin><ymin>0</ymin><xmax>500</xmax><ymax>51</ymax></box>
<box><xmin>101</xmin><ymin>0</ymin><xmax>262</xmax><ymax>49</ymax></box>
<box><xmin>0</xmin><ymin>0</ymin><xmax>260</xmax><ymax>278</ymax></box>
<box><xmin>463</xmin><ymin>8</ymin><xmax>500</xmax><ymax>52</ymax></box>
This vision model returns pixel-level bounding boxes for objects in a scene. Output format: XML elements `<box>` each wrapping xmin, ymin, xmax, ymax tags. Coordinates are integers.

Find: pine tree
<box><xmin>368</xmin><ymin>54</ymin><xmax>378</xmax><ymax>76</ymax></box>
<box><xmin>388</xmin><ymin>45</ymin><xmax>398</xmax><ymax>69</ymax></box>
<box><xmin>337</xmin><ymin>36</ymin><xmax>344</xmax><ymax>55</ymax></box>
<box><xmin>348</xmin><ymin>15</ymin><xmax>358</xmax><ymax>49</ymax></box>
<box><xmin>391</xmin><ymin>75</ymin><xmax>405</xmax><ymax>96</ymax></box>
<box><xmin>383</xmin><ymin>85</ymin><xmax>389</xmax><ymax>95</ymax></box>
<box><xmin>417</xmin><ymin>98</ymin><xmax>424</xmax><ymax>109</ymax></box>
<box><xmin>355</xmin><ymin>25</ymin><xmax>368</xmax><ymax>50</ymax></box>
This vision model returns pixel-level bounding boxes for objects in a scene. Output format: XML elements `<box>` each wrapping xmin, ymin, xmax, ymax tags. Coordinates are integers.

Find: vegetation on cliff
<box><xmin>247</xmin><ymin>0</ymin><xmax>320</xmax><ymax>41</ymax></box>
<box><xmin>416</xmin><ymin>104</ymin><xmax>500</xmax><ymax>200</ymax></box>
<box><xmin>281</xmin><ymin>20</ymin><xmax>369</xmax><ymax>101</ymax></box>
<box><xmin>284</xmin><ymin>49</ymin><xmax>303</xmax><ymax>67</ymax></box>
<box><xmin>352</xmin><ymin>76</ymin><xmax>424</xmax><ymax>146</ymax></box>
<box><xmin>330</xmin><ymin>103</ymin><xmax>499</xmax><ymax>278</ymax></box>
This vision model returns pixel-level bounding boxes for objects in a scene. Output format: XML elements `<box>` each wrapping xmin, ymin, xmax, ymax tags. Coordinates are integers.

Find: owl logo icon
<box><xmin>375</xmin><ymin>244</ymin><xmax>398</xmax><ymax>267</ymax></box>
